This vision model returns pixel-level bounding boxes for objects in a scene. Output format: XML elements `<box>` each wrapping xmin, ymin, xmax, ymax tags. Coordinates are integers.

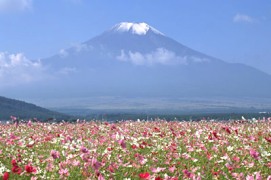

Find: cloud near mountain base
<box><xmin>0</xmin><ymin>52</ymin><xmax>45</xmax><ymax>87</ymax></box>
<box><xmin>116</xmin><ymin>48</ymin><xmax>208</xmax><ymax>66</ymax></box>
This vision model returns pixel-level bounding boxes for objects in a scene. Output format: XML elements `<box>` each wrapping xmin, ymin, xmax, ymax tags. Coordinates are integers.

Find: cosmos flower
<box><xmin>25</xmin><ymin>164</ymin><xmax>37</xmax><ymax>173</ymax></box>
<box><xmin>50</xmin><ymin>150</ymin><xmax>60</xmax><ymax>159</ymax></box>
<box><xmin>2</xmin><ymin>172</ymin><xmax>9</xmax><ymax>180</ymax></box>
<box><xmin>139</xmin><ymin>172</ymin><xmax>150</xmax><ymax>179</ymax></box>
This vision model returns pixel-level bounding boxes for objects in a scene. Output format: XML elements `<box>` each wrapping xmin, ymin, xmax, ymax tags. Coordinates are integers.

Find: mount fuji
<box><xmin>3</xmin><ymin>22</ymin><xmax>271</xmax><ymax>109</ymax></box>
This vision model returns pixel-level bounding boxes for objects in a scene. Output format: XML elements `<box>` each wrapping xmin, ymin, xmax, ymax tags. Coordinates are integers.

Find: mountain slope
<box><xmin>40</xmin><ymin>22</ymin><xmax>271</xmax><ymax>99</ymax></box>
<box><xmin>0</xmin><ymin>96</ymin><xmax>69</xmax><ymax>120</ymax></box>
<box><xmin>1</xmin><ymin>22</ymin><xmax>271</xmax><ymax>110</ymax></box>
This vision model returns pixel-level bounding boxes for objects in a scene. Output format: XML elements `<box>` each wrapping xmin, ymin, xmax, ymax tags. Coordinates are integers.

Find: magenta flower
<box><xmin>265</xmin><ymin>137</ymin><xmax>271</xmax><ymax>143</ymax></box>
<box><xmin>25</xmin><ymin>164</ymin><xmax>37</xmax><ymax>173</ymax></box>
<box><xmin>249</xmin><ymin>148</ymin><xmax>260</xmax><ymax>160</ymax></box>
<box><xmin>91</xmin><ymin>158</ymin><xmax>102</xmax><ymax>170</ymax></box>
<box><xmin>183</xmin><ymin>169</ymin><xmax>194</xmax><ymax>178</ymax></box>
<box><xmin>222</xmin><ymin>126</ymin><xmax>231</xmax><ymax>134</ymax></box>
<box><xmin>139</xmin><ymin>172</ymin><xmax>150</xmax><ymax>179</ymax></box>
<box><xmin>80</xmin><ymin>146</ymin><xmax>89</xmax><ymax>153</ymax></box>
<box><xmin>2</xmin><ymin>172</ymin><xmax>9</xmax><ymax>180</ymax></box>
<box><xmin>119</xmin><ymin>139</ymin><xmax>126</xmax><ymax>149</ymax></box>
<box><xmin>50</xmin><ymin>150</ymin><xmax>60</xmax><ymax>159</ymax></box>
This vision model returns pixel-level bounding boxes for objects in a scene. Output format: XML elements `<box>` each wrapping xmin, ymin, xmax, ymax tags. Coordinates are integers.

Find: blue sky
<box><xmin>0</xmin><ymin>0</ymin><xmax>270</xmax><ymax>74</ymax></box>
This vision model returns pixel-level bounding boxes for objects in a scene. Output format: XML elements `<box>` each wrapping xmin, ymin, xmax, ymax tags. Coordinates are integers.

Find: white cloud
<box><xmin>0</xmin><ymin>0</ymin><xmax>32</xmax><ymax>12</ymax></box>
<box><xmin>72</xmin><ymin>43</ymin><xmax>91</xmax><ymax>52</ymax></box>
<box><xmin>59</xmin><ymin>49</ymin><xmax>69</xmax><ymax>58</ymax></box>
<box><xmin>0</xmin><ymin>52</ymin><xmax>45</xmax><ymax>86</ymax></box>
<box><xmin>57</xmin><ymin>67</ymin><xmax>77</xmax><ymax>75</ymax></box>
<box><xmin>233</xmin><ymin>13</ymin><xmax>255</xmax><ymax>23</ymax></box>
<box><xmin>58</xmin><ymin>44</ymin><xmax>93</xmax><ymax>58</ymax></box>
<box><xmin>116</xmin><ymin>48</ymin><xmax>209</xmax><ymax>66</ymax></box>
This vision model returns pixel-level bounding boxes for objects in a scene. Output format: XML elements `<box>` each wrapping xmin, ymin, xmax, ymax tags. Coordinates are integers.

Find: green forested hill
<box><xmin>0</xmin><ymin>96</ymin><xmax>69</xmax><ymax>120</ymax></box>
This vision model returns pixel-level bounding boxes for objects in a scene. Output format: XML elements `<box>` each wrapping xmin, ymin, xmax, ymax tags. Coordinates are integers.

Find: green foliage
<box><xmin>0</xmin><ymin>96</ymin><xmax>70</xmax><ymax>120</ymax></box>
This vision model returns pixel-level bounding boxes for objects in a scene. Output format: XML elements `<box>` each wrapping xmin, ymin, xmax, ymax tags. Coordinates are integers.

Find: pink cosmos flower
<box><xmin>187</xmin><ymin>146</ymin><xmax>194</xmax><ymax>152</ymax></box>
<box><xmin>98</xmin><ymin>174</ymin><xmax>105</xmax><ymax>180</ymax></box>
<box><xmin>27</xmin><ymin>120</ymin><xmax>32</xmax><ymax>127</ymax></box>
<box><xmin>59</xmin><ymin>168</ymin><xmax>69</xmax><ymax>177</ymax></box>
<box><xmin>91</xmin><ymin>158</ymin><xmax>102</xmax><ymax>170</ymax></box>
<box><xmin>232</xmin><ymin>156</ymin><xmax>240</xmax><ymax>162</ymax></box>
<box><xmin>249</xmin><ymin>148</ymin><xmax>260</xmax><ymax>160</ymax></box>
<box><xmin>151</xmin><ymin>167</ymin><xmax>166</xmax><ymax>173</ymax></box>
<box><xmin>72</xmin><ymin>160</ymin><xmax>80</xmax><ymax>167</ymax></box>
<box><xmin>247</xmin><ymin>162</ymin><xmax>255</xmax><ymax>168</ymax></box>
<box><xmin>266</xmin><ymin>162</ymin><xmax>271</xmax><ymax>168</ymax></box>
<box><xmin>183</xmin><ymin>169</ymin><xmax>194</xmax><ymax>178</ymax></box>
<box><xmin>120</xmin><ymin>139</ymin><xmax>126</xmax><ymax>149</ymax></box>
<box><xmin>225</xmin><ymin>163</ymin><xmax>234</xmax><ymax>171</ymax></box>
<box><xmin>50</xmin><ymin>150</ymin><xmax>60</xmax><ymax>159</ymax></box>
<box><xmin>81</xmin><ymin>153</ymin><xmax>91</xmax><ymax>162</ymax></box>
<box><xmin>232</xmin><ymin>172</ymin><xmax>244</xmax><ymax>179</ymax></box>
<box><xmin>211</xmin><ymin>146</ymin><xmax>218</xmax><ymax>152</ymax></box>
<box><xmin>108</xmin><ymin>164</ymin><xmax>115</xmax><ymax>173</ymax></box>
<box><xmin>246</xmin><ymin>175</ymin><xmax>254</xmax><ymax>180</ymax></box>
<box><xmin>46</xmin><ymin>162</ymin><xmax>54</xmax><ymax>172</ymax></box>
<box><xmin>168</xmin><ymin>166</ymin><xmax>176</xmax><ymax>173</ymax></box>
<box><xmin>255</xmin><ymin>172</ymin><xmax>262</xmax><ymax>180</ymax></box>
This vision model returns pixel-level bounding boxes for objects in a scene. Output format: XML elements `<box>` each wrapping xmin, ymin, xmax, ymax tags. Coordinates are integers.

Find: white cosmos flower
<box><xmin>227</xmin><ymin>146</ymin><xmax>234</xmax><ymax>152</ymax></box>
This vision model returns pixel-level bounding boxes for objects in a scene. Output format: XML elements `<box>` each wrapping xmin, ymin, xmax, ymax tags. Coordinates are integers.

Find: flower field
<box><xmin>0</xmin><ymin>118</ymin><xmax>271</xmax><ymax>179</ymax></box>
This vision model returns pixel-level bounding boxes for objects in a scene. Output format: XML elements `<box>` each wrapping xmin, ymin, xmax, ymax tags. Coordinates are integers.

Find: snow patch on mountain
<box><xmin>112</xmin><ymin>22</ymin><xmax>164</xmax><ymax>35</ymax></box>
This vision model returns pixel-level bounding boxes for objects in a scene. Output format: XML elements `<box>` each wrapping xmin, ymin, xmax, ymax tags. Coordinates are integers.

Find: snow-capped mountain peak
<box><xmin>111</xmin><ymin>22</ymin><xmax>164</xmax><ymax>35</ymax></box>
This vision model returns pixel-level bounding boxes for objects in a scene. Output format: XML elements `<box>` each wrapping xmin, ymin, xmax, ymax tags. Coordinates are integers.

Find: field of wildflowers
<box><xmin>0</xmin><ymin>118</ymin><xmax>271</xmax><ymax>179</ymax></box>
